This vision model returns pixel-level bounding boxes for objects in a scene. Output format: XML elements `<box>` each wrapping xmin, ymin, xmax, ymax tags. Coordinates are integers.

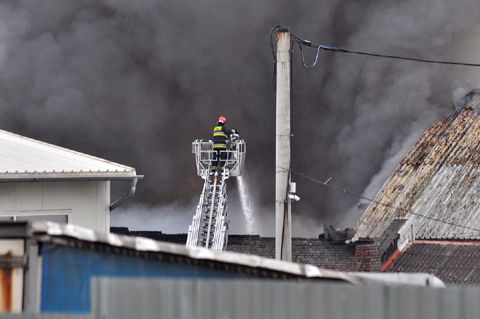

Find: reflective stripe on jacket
<box><xmin>213</xmin><ymin>124</ymin><xmax>232</xmax><ymax>149</ymax></box>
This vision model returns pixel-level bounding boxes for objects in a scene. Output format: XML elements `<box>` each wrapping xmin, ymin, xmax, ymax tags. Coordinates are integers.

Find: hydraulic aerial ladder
<box><xmin>186</xmin><ymin>138</ymin><xmax>246</xmax><ymax>250</ymax></box>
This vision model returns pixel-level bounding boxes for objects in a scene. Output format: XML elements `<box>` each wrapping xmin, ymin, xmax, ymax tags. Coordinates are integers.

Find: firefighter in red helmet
<box><xmin>212</xmin><ymin>116</ymin><xmax>234</xmax><ymax>174</ymax></box>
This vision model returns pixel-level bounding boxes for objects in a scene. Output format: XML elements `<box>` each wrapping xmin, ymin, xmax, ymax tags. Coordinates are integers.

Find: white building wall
<box><xmin>0</xmin><ymin>181</ymin><xmax>110</xmax><ymax>232</ymax></box>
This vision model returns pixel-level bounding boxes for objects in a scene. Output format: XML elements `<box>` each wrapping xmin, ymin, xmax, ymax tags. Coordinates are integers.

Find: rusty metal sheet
<box><xmin>354</xmin><ymin>165</ymin><xmax>412</xmax><ymax>237</ymax></box>
<box><xmin>446</xmin><ymin>116</ymin><xmax>480</xmax><ymax>165</ymax></box>
<box><xmin>354</xmin><ymin>163</ymin><xmax>432</xmax><ymax>239</ymax></box>
<box><xmin>399</xmin><ymin>93</ymin><xmax>480</xmax><ymax>165</ymax></box>
<box><xmin>355</xmin><ymin>92</ymin><xmax>480</xmax><ymax>242</ymax></box>
<box><xmin>401</xmin><ymin>111</ymin><xmax>457</xmax><ymax>165</ymax></box>
<box><xmin>424</xmin><ymin>108</ymin><xmax>478</xmax><ymax>166</ymax></box>
<box><xmin>0</xmin><ymin>239</ymin><xmax>24</xmax><ymax>313</ymax></box>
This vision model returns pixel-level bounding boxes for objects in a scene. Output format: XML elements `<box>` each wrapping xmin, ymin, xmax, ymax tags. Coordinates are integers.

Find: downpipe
<box><xmin>110</xmin><ymin>177</ymin><xmax>139</xmax><ymax>211</ymax></box>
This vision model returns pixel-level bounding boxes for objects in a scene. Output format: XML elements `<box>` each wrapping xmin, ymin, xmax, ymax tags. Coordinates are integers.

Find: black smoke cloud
<box><xmin>1</xmin><ymin>0</ymin><xmax>480</xmax><ymax>234</ymax></box>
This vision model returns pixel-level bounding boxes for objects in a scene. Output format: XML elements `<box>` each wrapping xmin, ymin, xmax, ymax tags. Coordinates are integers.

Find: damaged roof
<box><xmin>354</xmin><ymin>89</ymin><xmax>480</xmax><ymax>241</ymax></box>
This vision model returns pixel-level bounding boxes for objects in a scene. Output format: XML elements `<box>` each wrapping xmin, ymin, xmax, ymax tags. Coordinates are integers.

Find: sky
<box><xmin>2</xmin><ymin>0</ymin><xmax>480</xmax><ymax>236</ymax></box>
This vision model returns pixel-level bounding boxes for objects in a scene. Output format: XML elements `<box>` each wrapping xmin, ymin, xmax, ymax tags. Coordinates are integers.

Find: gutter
<box><xmin>0</xmin><ymin>176</ymin><xmax>143</xmax><ymax>182</ymax></box>
<box><xmin>110</xmin><ymin>177</ymin><xmax>141</xmax><ymax>211</ymax></box>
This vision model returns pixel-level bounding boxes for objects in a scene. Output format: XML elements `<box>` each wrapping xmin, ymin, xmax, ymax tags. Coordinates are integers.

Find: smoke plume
<box><xmin>1</xmin><ymin>0</ymin><xmax>480</xmax><ymax>235</ymax></box>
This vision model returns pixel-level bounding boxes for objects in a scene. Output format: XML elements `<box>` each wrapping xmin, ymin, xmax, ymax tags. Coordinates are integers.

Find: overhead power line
<box><xmin>292</xmin><ymin>35</ymin><xmax>480</xmax><ymax>69</ymax></box>
<box><xmin>270</xmin><ymin>26</ymin><xmax>480</xmax><ymax>71</ymax></box>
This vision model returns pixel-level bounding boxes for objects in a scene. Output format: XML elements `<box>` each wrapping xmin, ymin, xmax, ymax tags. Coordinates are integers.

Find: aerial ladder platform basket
<box><xmin>187</xmin><ymin>139</ymin><xmax>246</xmax><ymax>250</ymax></box>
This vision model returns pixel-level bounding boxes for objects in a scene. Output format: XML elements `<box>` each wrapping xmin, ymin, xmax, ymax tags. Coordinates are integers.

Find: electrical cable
<box><xmin>270</xmin><ymin>25</ymin><xmax>284</xmax><ymax>91</ymax></box>
<box><xmin>290</xmin><ymin>168</ymin><xmax>480</xmax><ymax>235</ymax></box>
<box><xmin>294</xmin><ymin>41</ymin><xmax>323</xmax><ymax>69</ymax></box>
<box><xmin>290</xmin><ymin>33</ymin><xmax>480</xmax><ymax>69</ymax></box>
<box><xmin>271</xmin><ymin>26</ymin><xmax>480</xmax><ymax>87</ymax></box>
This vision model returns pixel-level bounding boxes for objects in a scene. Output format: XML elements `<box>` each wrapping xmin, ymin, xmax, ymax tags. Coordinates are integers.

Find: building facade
<box><xmin>0</xmin><ymin>129</ymin><xmax>141</xmax><ymax>232</ymax></box>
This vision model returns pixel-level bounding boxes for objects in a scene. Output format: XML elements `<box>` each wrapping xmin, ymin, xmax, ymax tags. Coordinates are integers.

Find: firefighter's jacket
<box><xmin>213</xmin><ymin>124</ymin><xmax>233</xmax><ymax>149</ymax></box>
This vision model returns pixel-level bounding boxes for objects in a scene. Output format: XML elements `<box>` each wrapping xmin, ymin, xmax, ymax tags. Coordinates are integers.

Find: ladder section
<box><xmin>186</xmin><ymin>173</ymin><xmax>229</xmax><ymax>250</ymax></box>
<box><xmin>187</xmin><ymin>139</ymin><xmax>245</xmax><ymax>251</ymax></box>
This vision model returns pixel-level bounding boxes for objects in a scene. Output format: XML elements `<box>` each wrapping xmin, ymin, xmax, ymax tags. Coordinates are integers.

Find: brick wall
<box><xmin>355</xmin><ymin>242</ymin><xmax>382</xmax><ymax>272</ymax></box>
<box><xmin>227</xmin><ymin>235</ymin><xmax>275</xmax><ymax>258</ymax></box>
<box><xmin>292</xmin><ymin>238</ymin><xmax>357</xmax><ymax>271</ymax></box>
<box><xmin>111</xmin><ymin>229</ymin><xmax>381</xmax><ymax>272</ymax></box>
<box><xmin>227</xmin><ymin>235</ymin><xmax>358</xmax><ymax>272</ymax></box>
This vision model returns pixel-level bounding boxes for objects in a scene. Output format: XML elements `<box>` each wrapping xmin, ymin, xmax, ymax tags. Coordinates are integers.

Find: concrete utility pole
<box><xmin>275</xmin><ymin>28</ymin><xmax>292</xmax><ymax>261</ymax></box>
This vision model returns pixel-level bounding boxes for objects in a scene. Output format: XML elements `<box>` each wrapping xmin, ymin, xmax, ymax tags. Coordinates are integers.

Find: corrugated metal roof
<box><xmin>354</xmin><ymin>90</ymin><xmax>480</xmax><ymax>241</ymax></box>
<box><xmin>15</xmin><ymin>221</ymin><xmax>443</xmax><ymax>287</ymax></box>
<box><xmin>0</xmin><ymin>129</ymin><xmax>137</xmax><ymax>180</ymax></box>
<box><xmin>26</xmin><ymin>220</ymin><xmax>359</xmax><ymax>284</ymax></box>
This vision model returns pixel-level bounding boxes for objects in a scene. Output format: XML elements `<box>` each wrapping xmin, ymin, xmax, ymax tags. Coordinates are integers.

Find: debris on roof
<box><xmin>319</xmin><ymin>225</ymin><xmax>356</xmax><ymax>244</ymax></box>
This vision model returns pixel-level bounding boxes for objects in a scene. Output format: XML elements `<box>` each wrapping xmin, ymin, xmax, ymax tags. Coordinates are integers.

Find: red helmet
<box><xmin>218</xmin><ymin>116</ymin><xmax>226</xmax><ymax>124</ymax></box>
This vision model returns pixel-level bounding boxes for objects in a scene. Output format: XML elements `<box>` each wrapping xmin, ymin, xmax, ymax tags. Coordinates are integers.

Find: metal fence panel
<box><xmin>90</xmin><ymin>277</ymin><xmax>480</xmax><ymax>319</ymax></box>
<box><xmin>0</xmin><ymin>314</ymin><xmax>91</xmax><ymax>319</ymax></box>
